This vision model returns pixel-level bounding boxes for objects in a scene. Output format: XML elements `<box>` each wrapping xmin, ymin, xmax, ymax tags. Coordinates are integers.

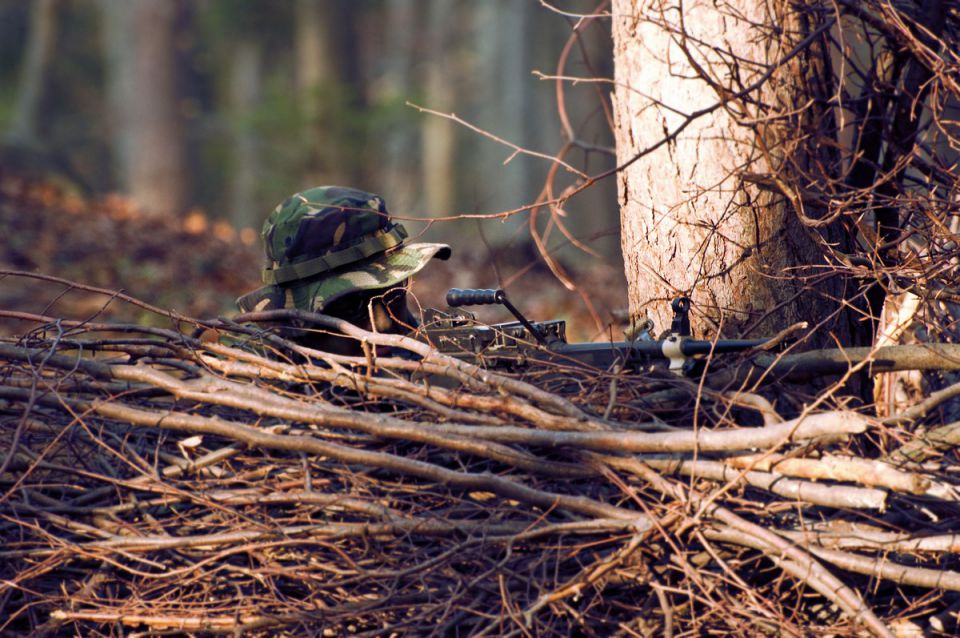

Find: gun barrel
<box><xmin>551</xmin><ymin>337</ymin><xmax>771</xmax><ymax>369</ymax></box>
<box><xmin>681</xmin><ymin>338</ymin><xmax>771</xmax><ymax>355</ymax></box>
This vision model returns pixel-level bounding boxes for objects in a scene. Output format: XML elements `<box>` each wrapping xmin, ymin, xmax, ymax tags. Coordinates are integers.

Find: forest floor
<box><xmin>0</xmin><ymin>167</ymin><xmax>628</xmax><ymax>342</ymax></box>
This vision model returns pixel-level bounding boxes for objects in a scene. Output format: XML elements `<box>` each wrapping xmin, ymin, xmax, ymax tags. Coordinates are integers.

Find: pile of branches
<box><xmin>2</xmin><ymin>274</ymin><xmax>960</xmax><ymax>637</ymax></box>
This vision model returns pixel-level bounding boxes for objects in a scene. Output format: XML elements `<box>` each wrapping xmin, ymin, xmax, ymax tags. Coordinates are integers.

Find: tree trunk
<box><xmin>228</xmin><ymin>38</ymin><xmax>263</xmax><ymax>231</ymax></box>
<box><xmin>294</xmin><ymin>0</ymin><xmax>336</xmax><ymax>186</ymax></box>
<box><xmin>470</xmin><ymin>0</ymin><xmax>533</xmax><ymax>245</ymax></box>
<box><xmin>6</xmin><ymin>0</ymin><xmax>59</xmax><ymax>148</ymax></box>
<box><xmin>295</xmin><ymin>0</ymin><xmax>365</xmax><ymax>187</ymax></box>
<box><xmin>420</xmin><ymin>0</ymin><xmax>456</xmax><ymax>217</ymax></box>
<box><xmin>377</xmin><ymin>0</ymin><xmax>421</xmax><ymax>214</ymax></box>
<box><xmin>100</xmin><ymin>0</ymin><xmax>188</xmax><ymax>217</ymax></box>
<box><xmin>611</xmin><ymin>0</ymin><xmax>852</xmax><ymax>341</ymax></box>
<box><xmin>100</xmin><ymin>0</ymin><xmax>134</xmax><ymax>187</ymax></box>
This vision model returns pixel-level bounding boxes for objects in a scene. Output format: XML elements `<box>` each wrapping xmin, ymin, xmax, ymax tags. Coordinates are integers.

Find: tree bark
<box><xmin>100</xmin><ymin>0</ymin><xmax>134</xmax><ymax>186</ymax></box>
<box><xmin>611</xmin><ymin>0</ymin><xmax>850</xmax><ymax>340</ymax></box>
<box><xmin>227</xmin><ymin>38</ymin><xmax>263</xmax><ymax>231</ymax></box>
<box><xmin>6</xmin><ymin>0</ymin><xmax>59</xmax><ymax>148</ymax></box>
<box><xmin>420</xmin><ymin>0</ymin><xmax>457</xmax><ymax>216</ymax></box>
<box><xmin>471</xmin><ymin>0</ymin><xmax>533</xmax><ymax>245</ymax></box>
<box><xmin>377</xmin><ymin>0</ymin><xmax>421</xmax><ymax>214</ymax></box>
<box><xmin>294</xmin><ymin>0</ymin><xmax>336</xmax><ymax>186</ymax></box>
<box><xmin>295</xmin><ymin>0</ymin><xmax>365</xmax><ymax>187</ymax></box>
<box><xmin>100</xmin><ymin>0</ymin><xmax>188</xmax><ymax>217</ymax></box>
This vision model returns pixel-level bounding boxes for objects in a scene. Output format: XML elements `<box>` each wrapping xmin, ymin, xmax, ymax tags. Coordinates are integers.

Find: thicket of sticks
<box><xmin>1</xmin><ymin>2</ymin><xmax>959</xmax><ymax>636</ymax></box>
<box><xmin>0</xmin><ymin>272</ymin><xmax>959</xmax><ymax>637</ymax></box>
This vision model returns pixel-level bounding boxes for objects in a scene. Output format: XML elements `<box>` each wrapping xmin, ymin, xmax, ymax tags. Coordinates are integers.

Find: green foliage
<box><xmin>0</xmin><ymin>1</ymin><xmax>28</xmax><ymax>74</ymax></box>
<box><xmin>199</xmin><ymin>0</ymin><xmax>293</xmax><ymax>46</ymax></box>
<box><xmin>0</xmin><ymin>84</ymin><xmax>16</xmax><ymax>132</ymax></box>
<box><xmin>0</xmin><ymin>2</ymin><xmax>27</xmax><ymax>130</ymax></box>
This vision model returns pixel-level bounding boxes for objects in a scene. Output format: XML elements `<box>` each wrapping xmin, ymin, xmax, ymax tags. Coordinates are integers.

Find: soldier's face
<box><xmin>301</xmin><ymin>284</ymin><xmax>415</xmax><ymax>355</ymax></box>
<box><xmin>326</xmin><ymin>285</ymin><xmax>413</xmax><ymax>331</ymax></box>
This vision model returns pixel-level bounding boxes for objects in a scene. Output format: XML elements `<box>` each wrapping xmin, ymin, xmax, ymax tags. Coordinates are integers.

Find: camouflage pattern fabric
<box><xmin>262</xmin><ymin>185</ymin><xmax>390</xmax><ymax>270</ymax></box>
<box><xmin>237</xmin><ymin>186</ymin><xmax>450</xmax><ymax>319</ymax></box>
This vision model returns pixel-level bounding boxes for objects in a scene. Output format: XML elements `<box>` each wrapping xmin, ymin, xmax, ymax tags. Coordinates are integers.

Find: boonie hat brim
<box><xmin>237</xmin><ymin>242</ymin><xmax>450</xmax><ymax>315</ymax></box>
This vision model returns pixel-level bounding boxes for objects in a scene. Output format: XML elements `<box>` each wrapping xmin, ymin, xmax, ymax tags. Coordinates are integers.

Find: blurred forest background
<box><xmin>0</xmin><ymin>0</ymin><xmax>624</xmax><ymax>335</ymax></box>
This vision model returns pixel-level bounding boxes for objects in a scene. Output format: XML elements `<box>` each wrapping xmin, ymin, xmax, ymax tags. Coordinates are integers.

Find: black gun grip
<box><xmin>446</xmin><ymin>288</ymin><xmax>502</xmax><ymax>307</ymax></box>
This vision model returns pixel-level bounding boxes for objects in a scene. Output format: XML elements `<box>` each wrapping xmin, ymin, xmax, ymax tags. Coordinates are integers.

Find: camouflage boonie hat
<box><xmin>237</xmin><ymin>186</ymin><xmax>450</xmax><ymax>317</ymax></box>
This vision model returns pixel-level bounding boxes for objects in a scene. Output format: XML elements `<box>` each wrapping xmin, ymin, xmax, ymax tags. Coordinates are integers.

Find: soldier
<box><xmin>237</xmin><ymin>186</ymin><xmax>450</xmax><ymax>355</ymax></box>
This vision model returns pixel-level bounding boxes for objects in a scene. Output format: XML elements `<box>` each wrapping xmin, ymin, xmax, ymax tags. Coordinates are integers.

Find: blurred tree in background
<box><xmin>0</xmin><ymin>0</ymin><xmax>619</xmax><ymax>272</ymax></box>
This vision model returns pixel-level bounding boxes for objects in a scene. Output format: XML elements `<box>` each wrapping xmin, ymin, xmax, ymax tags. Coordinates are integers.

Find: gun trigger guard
<box><xmin>662</xmin><ymin>336</ymin><xmax>686</xmax><ymax>375</ymax></box>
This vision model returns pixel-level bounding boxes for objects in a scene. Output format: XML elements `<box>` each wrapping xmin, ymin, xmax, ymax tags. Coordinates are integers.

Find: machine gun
<box><xmin>420</xmin><ymin>288</ymin><xmax>782</xmax><ymax>376</ymax></box>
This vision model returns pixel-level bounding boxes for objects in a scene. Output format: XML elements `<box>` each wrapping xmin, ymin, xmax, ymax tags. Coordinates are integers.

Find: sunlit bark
<box><xmin>611</xmin><ymin>0</ymin><xmax>847</xmax><ymax>339</ymax></box>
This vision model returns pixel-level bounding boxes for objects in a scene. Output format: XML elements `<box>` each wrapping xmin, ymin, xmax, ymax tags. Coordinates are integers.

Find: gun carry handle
<box><xmin>446</xmin><ymin>288</ymin><xmax>503</xmax><ymax>307</ymax></box>
<box><xmin>445</xmin><ymin>287</ymin><xmax>555</xmax><ymax>347</ymax></box>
